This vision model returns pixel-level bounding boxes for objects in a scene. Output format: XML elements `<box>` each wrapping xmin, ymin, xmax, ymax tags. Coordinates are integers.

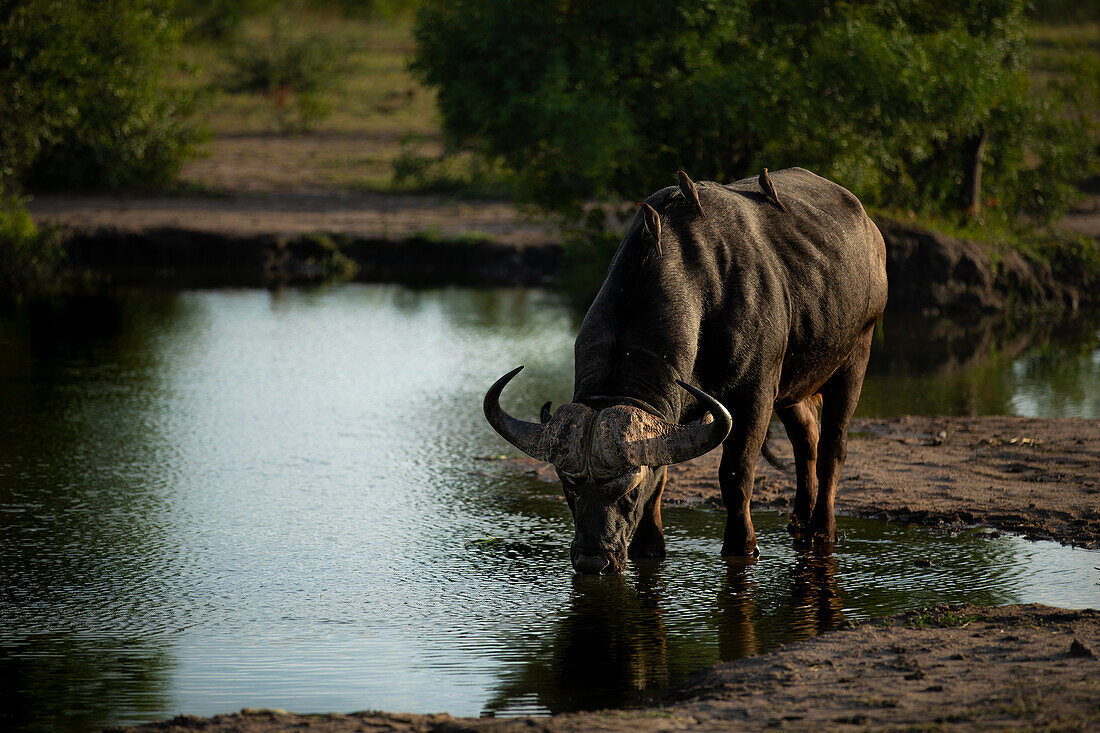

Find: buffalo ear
<box><xmin>638</xmin><ymin>202</ymin><xmax>662</xmax><ymax>252</ymax></box>
<box><xmin>540</xmin><ymin>401</ymin><xmax>553</xmax><ymax>424</ymax></box>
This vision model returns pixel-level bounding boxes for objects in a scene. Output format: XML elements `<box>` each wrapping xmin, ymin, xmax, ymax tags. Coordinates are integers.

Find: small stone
<box><xmin>1069</xmin><ymin>639</ymin><xmax>1094</xmax><ymax>658</ymax></box>
<box><xmin>914</xmin><ymin>558</ymin><xmax>933</xmax><ymax>568</ymax></box>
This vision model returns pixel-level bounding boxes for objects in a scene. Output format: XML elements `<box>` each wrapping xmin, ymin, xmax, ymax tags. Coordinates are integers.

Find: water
<box><xmin>0</xmin><ymin>285</ymin><xmax>1097</xmax><ymax>731</ymax></box>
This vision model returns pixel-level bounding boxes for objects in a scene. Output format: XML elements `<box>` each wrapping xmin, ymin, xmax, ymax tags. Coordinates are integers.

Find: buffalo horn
<box><xmin>630</xmin><ymin>381</ymin><xmax>732</xmax><ymax>466</ymax></box>
<box><xmin>483</xmin><ymin>366</ymin><xmax>549</xmax><ymax>460</ymax></box>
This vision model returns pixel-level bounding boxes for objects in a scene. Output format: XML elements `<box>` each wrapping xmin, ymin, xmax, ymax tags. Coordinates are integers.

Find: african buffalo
<box><xmin>485</xmin><ymin>167</ymin><xmax>888</xmax><ymax>574</ymax></box>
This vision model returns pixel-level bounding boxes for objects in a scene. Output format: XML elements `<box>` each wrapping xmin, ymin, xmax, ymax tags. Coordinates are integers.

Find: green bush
<box><xmin>1</xmin><ymin>0</ymin><xmax>199</xmax><ymax>192</ymax></box>
<box><xmin>412</xmin><ymin>0</ymin><xmax>1095</xmax><ymax>222</ymax></box>
<box><xmin>0</xmin><ymin>197</ymin><xmax>63</xmax><ymax>296</ymax></box>
<box><xmin>391</xmin><ymin>138</ymin><xmax>517</xmax><ymax>197</ymax></box>
<box><xmin>1029</xmin><ymin>0</ymin><xmax>1100</xmax><ymax>23</ymax></box>
<box><xmin>176</xmin><ymin>0</ymin><xmax>420</xmax><ymax>38</ymax></box>
<box><xmin>175</xmin><ymin>0</ymin><xmax>278</xmax><ymax>39</ymax></box>
<box><xmin>224</xmin><ymin>14</ymin><xmax>354</xmax><ymax>131</ymax></box>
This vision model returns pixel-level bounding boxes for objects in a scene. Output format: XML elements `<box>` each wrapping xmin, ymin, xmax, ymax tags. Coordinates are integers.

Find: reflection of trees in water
<box><xmin>352</xmin><ymin>284</ymin><xmax>576</xmax><ymax>333</ymax></box>
<box><xmin>860</xmin><ymin>310</ymin><xmax>1100</xmax><ymax>416</ymax></box>
<box><xmin>0</xmin><ymin>293</ymin><xmax>190</xmax><ymax>729</ymax></box>
<box><xmin>1008</xmin><ymin>326</ymin><xmax>1100</xmax><ymax>417</ymax></box>
<box><xmin>837</xmin><ymin>522</ymin><xmax>1023</xmax><ymax>612</ymax></box>
<box><xmin>0</xmin><ymin>634</ymin><xmax>173</xmax><ymax>732</ymax></box>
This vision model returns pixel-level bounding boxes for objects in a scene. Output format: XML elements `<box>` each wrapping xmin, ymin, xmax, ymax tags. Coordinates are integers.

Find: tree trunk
<box><xmin>965</xmin><ymin>126</ymin><xmax>988</xmax><ymax>219</ymax></box>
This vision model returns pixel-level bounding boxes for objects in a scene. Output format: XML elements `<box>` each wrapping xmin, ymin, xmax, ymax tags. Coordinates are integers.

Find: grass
<box><xmin>904</xmin><ymin>608</ymin><xmax>984</xmax><ymax>629</ymax></box>
<box><xmin>179</xmin><ymin>7</ymin><xmax>438</xmax><ymax>137</ymax></box>
<box><xmin>1028</xmin><ymin>22</ymin><xmax>1100</xmax><ymax>86</ymax></box>
<box><xmin>174</xmin><ymin>6</ymin><xmax>450</xmax><ymax>194</ymax></box>
<box><xmin>870</xmin><ymin>204</ymin><xmax>1100</xmax><ymax>291</ymax></box>
<box><xmin>169</xmin><ymin>7</ymin><xmax>1098</xmax><ymax>257</ymax></box>
<box><xmin>174</xmin><ymin>6</ymin><xmax>524</xmax><ymax>197</ymax></box>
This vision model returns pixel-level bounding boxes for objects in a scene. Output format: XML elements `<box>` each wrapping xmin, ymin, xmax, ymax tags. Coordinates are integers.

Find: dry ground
<box><xmin>517</xmin><ymin>415</ymin><xmax>1100</xmax><ymax>549</ymax></box>
<box><xmin>28</xmin><ymin>134</ymin><xmax>554</xmax><ymax>246</ymax></box>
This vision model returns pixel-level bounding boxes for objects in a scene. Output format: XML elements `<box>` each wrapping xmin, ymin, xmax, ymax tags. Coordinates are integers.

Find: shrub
<box><xmin>412</xmin><ymin>0</ymin><xmax>1095</xmax><ymax>222</ymax></box>
<box><xmin>0</xmin><ymin>197</ymin><xmax>63</xmax><ymax>297</ymax></box>
<box><xmin>1</xmin><ymin>0</ymin><xmax>200</xmax><ymax>192</ymax></box>
<box><xmin>224</xmin><ymin>14</ymin><xmax>353</xmax><ymax>131</ymax></box>
<box><xmin>175</xmin><ymin>0</ymin><xmax>278</xmax><ymax>39</ymax></box>
<box><xmin>391</xmin><ymin>138</ymin><xmax>517</xmax><ymax>197</ymax></box>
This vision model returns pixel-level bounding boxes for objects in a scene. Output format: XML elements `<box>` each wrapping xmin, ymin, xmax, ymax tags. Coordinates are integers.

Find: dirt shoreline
<box><xmin>116</xmin><ymin>415</ymin><xmax>1099</xmax><ymax>732</ymax></box>
<box><xmin>117</xmin><ymin>604</ymin><xmax>1100</xmax><ymax>732</ymax></box>
<box><xmin>517</xmin><ymin>414</ymin><xmax>1100</xmax><ymax>549</ymax></box>
<box><xmin>29</xmin><ymin>191</ymin><xmax>1098</xmax><ymax>312</ymax></box>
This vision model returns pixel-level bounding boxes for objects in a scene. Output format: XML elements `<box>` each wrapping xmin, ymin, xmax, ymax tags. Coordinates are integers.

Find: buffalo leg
<box><xmin>777</xmin><ymin>397</ymin><xmax>820</xmax><ymax>536</ymax></box>
<box><xmin>812</xmin><ymin>327</ymin><xmax>874</xmax><ymax>543</ymax></box>
<box><xmin>629</xmin><ymin>466</ymin><xmax>667</xmax><ymax>560</ymax></box>
<box><xmin>719</xmin><ymin>397</ymin><xmax>773</xmax><ymax>556</ymax></box>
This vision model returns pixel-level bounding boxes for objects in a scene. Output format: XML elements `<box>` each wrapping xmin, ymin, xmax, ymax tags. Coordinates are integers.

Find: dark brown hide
<box><xmin>486</xmin><ymin>167</ymin><xmax>888</xmax><ymax>572</ymax></box>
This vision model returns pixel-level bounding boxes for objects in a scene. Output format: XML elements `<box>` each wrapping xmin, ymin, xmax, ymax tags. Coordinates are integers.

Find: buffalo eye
<box><xmin>558</xmin><ymin>471</ymin><xmax>582</xmax><ymax>497</ymax></box>
<box><xmin>604</xmin><ymin>469</ymin><xmax>644</xmax><ymax>501</ymax></box>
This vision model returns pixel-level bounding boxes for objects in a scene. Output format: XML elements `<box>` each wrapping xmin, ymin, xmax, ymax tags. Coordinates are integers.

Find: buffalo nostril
<box><xmin>574</xmin><ymin>553</ymin><xmax>610</xmax><ymax>575</ymax></box>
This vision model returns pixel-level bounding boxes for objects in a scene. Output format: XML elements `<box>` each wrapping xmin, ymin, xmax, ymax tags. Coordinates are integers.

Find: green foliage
<box><xmin>557</xmin><ymin>206</ymin><xmax>634</xmax><ymax>306</ymax></box>
<box><xmin>412</xmin><ymin>0</ymin><xmax>1095</xmax><ymax>221</ymax></box>
<box><xmin>391</xmin><ymin>138</ymin><xmax>517</xmax><ymax>197</ymax></box>
<box><xmin>175</xmin><ymin>0</ymin><xmax>279</xmax><ymax>39</ymax></box>
<box><xmin>224</xmin><ymin>14</ymin><xmax>354</xmax><ymax>131</ymax></box>
<box><xmin>0</xmin><ymin>197</ymin><xmax>63</xmax><ymax>296</ymax></box>
<box><xmin>905</xmin><ymin>608</ymin><xmax>982</xmax><ymax>628</ymax></box>
<box><xmin>318</xmin><ymin>0</ymin><xmax>421</xmax><ymax>20</ymax></box>
<box><xmin>1029</xmin><ymin>0</ymin><xmax>1100</xmax><ymax>23</ymax></box>
<box><xmin>1</xmin><ymin>0</ymin><xmax>200</xmax><ymax>192</ymax></box>
<box><xmin>177</xmin><ymin>0</ymin><xmax>420</xmax><ymax>40</ymax></box>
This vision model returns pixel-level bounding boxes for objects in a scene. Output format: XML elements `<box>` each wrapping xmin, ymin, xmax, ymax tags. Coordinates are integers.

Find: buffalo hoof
<box><xmin>721</xmin><ymin>540</ymin><xmax>760</xmax><ymax>558</ymax></box>
<box><xmin>722</xmin><ymin>520</ymin><xmax>758</xmax><ymax>557</ymax></box>
<box><xmin>787</xmin><ymin>516</ymin><xmax>812</xmax><ymax>537</ymax></box>
<box><xmin>810</xmin><ymin>523</ymin><xmax>837</xmax><ymax>546</ymax></box>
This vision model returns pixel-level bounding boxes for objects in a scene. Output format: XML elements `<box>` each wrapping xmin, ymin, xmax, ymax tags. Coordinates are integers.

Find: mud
<box><xmin>116</xmin><ymin>604</ymin><xmax>1100</xmax><ymax>732</ymax></box>
<box><xmin>28</xmin><ymin>190</ymin><xmax>1100</xmax><ymax>311</ymax></box>
<box><xmin>519</xmin><ymin>415</ymin><xmax>1100</xmax><ymax>549</ymax></box>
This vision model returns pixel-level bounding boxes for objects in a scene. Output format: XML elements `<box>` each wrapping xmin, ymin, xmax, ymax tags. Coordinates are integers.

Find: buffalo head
<box><xmin>484</xmin><ymin>366</ymin><xmax>732</xmax><ymax>575</ymax></box>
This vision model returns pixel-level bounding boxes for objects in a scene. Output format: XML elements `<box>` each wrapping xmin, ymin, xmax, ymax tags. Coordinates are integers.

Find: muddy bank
<box><xmin>517</xmin><ymin>415</ymin><xmax>1100</xmax><ymax>549</ymax></box>
<box><xmin>30</xmin><ymin>193</ymin><xmax>1098</xmax><ymax>312</ymax></box>
<box><xmin>59</xmin><ymin>226</ymin><xmax>562</xmax><ymax>288</ymax></box>
<box><xmin>115</xmin><ymin>604</ymin><xmax>1099</xmax><ymax>732</ymax></box>
<box><xmin>878</xmin><ymin>218</ymin><xmax>1094</xmax><ymax>314</ymax></box>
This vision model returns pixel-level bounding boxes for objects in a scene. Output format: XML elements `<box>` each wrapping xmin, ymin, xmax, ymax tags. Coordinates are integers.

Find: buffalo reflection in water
<box><xmin>482</xmin><ymin>550</ymin><xmax>844</xmax><ymax>716</ymax></box>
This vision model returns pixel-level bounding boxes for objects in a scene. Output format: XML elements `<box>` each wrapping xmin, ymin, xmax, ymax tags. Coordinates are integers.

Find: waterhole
<box><xmin>0</xmin><ymin>285</ymin><xmax>1096</xmax><ymax>730</ymax></box>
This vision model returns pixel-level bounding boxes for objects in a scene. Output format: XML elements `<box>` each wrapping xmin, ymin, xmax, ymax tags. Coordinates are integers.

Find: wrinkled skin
<box><xmin>528</xmin><ymin>401</ymin><xmax>718</xmax><ymax>574</ymax></box>
<box><xmin>486</xmin><ymin>168</ymin><xmax>888</xmax><ymax>574</ymax></box>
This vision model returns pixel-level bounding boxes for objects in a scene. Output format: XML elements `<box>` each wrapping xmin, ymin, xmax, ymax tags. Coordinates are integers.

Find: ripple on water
<box><xmin>0</xmin><ymin>286</ymin><xmax>1097</xmax><ymax>731</ymax></box>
